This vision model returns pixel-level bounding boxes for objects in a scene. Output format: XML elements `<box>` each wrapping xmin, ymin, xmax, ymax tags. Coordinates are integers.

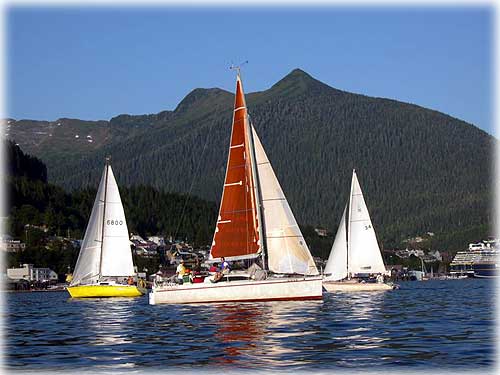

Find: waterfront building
<box><xmin>7</xmin><ymin>264</ymin><xmax>58</xmax><ymax>282</ymax></box>
<box><xmin>131</xmin><ymin>238</ymin><xmax>158</xmax><ymax>256</ymax></box>
<box><xmin>428</xmin><ymin>250</ymin><xmax>442</xmax><ymax>262</ymax></box>
<box><xmin>148</xmin><ymin>236</ymin><xmax>165</xmax><ymax>246</ymax></box>
<box><xmin>130</xmin><ymin>234</ymin><xmax>147</xmax><ymax>244</ymax></box>
<box><xmin>394</xmin><ymin>248</ymin><xmax>442</xmax><ymax>262</ymax></box>
<box><xmin>395</xmin><ymin>249</ymin><xmax>425</xmax><ymax>258</ymax></box>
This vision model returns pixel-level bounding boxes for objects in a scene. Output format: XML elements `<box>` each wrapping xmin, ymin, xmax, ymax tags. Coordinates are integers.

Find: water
<box><xmin>4</xmin><ymin>279</ymin><xmax>497</xmax><ymax>372</ymax></box>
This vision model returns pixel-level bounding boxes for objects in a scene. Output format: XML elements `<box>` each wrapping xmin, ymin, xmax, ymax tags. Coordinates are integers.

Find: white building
<box><xmin>395</xmin><ymin>248</ymin><xmax>425</xmax><ymax>258</ymax></box>
<box><xmin>7</xmin><ymin>264</ymin><xmax>31</xmax><ymax>280</ymax></box>
<box><xmin>32</xmin><ymin>268</ymin><xmax>58</xmax><ymax>282</ymax></box>
<box><xmin>148</xmin><ymin>236</ymin><xmax>165</xmax><ymax>246</ymax></box>
<box><xmin>130</xmin><ymin>234</ymin><xmax>147</xmax><ymax>244</ymax></box>
<box><xmin>428</xmin><ymin>250</ymin><xmax>442</xmax><ymax>261</ymax></box>
<box><xmin>7</xmin><ymin>264</ymin><xmax>58</xmax><ymax>282</ymax></box>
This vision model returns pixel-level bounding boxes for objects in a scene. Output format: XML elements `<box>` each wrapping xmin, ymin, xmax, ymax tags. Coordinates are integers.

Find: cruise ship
<box><xmin>450</xmin><ymin>240</ymin><xmax>499</xmax><ymax>278</ymax></box>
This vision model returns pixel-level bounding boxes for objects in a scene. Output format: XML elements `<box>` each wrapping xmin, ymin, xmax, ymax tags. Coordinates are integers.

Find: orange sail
<box><xmin>210</xmin><ymin>75</ymin><xmax>260</xmax><ymax>260</ymax></box>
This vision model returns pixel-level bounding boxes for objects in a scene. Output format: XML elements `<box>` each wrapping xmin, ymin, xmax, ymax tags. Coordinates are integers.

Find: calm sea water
<box><xmin>4</xmin><ymin>279</ymin><xmax>498</xmax><ymax>372</ymax></box>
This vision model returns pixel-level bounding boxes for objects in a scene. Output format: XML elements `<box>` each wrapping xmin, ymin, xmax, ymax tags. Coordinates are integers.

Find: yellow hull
<box><xmin>66</xmin><ymin>284</ymin><xmax>145</xmax><ymax>298</ymax></box>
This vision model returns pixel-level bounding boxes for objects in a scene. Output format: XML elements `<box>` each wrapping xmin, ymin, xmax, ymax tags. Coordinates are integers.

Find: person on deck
<box><xmin>212</xmin><ymin>257</ymin><xmax>231</xmax><ymax>283</ymax></box>
<box><xmin>168</xmin><ymin>259</ymin><xmax>186</xmax><ymax>284</ymax></box>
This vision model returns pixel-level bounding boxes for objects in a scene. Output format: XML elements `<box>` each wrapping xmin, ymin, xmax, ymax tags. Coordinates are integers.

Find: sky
<box><xmin>6</xmin><ymin>5</ymin><xmax>494</xmax><ymax>135</ymax></box>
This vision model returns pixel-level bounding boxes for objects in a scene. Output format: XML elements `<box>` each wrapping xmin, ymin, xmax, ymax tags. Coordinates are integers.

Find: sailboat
<box><xmin>67</xmin><ymin>159</ymin><xmax>146</xmax><ymax>298</ymax></box>
<box><xmin>420</xmin><ymin>257</ymin><xmax>429</xmax><ymax>281</ymax></box>
<box><xmin>149</xmin><ymin>71</ymin><xmax>322</xmax><ymax>304</ymax></box>
<box><xmin>323</xmin><ymin>170</ymin><xmax>394</xmax><ymax>292</ymax></box>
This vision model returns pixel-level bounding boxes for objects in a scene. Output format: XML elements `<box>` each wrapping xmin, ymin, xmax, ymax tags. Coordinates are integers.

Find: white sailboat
<box><xmin>67</xmin><ymin>159</ymin><xmax>146</xmax><ymax>298</ymax></box>
<box><xmin>149</xmin><ymin>71</ymin><xmax>322</xmax><ymax>304</ymax></box>
<box><xmin>323</xmin><ymin>170</ymin><xmax>394</xmax><ymax>292</ymax></box>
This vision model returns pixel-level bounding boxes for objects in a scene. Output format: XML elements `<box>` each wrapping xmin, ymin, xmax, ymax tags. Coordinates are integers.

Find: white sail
<box><xmin>324</xmin><ymin>205</ymin><xmax>347</xmax><ymax>280</ymax></box>
<box><xmin>70</xmin><ymin>169</ymin><xmax>106</xmax><ymax>286</ymax></box>
<box><xmin>252</xmin><ymin>126</ymin><xmax>318</xmax><ymax>276</ymax></box>
<box><xmin>70</xmin><ymin>164</ymin><xmax>135</xmax><ymax>286</ymax></box>
<box><xmin>348</xmin><ymin>170</ymin><xmax>386</xmax><ymax>275</ymax></box>
<box><xmin>100</xmin><ymin>166</ymin><xmax>135</xmax><ymax>277</ymax></box>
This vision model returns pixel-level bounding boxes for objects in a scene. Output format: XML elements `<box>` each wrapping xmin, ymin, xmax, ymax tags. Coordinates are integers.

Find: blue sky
<box><xmin>6</xmin><ymin>6</ymin><xmax>493</xmax><ymax>135</ymax></box>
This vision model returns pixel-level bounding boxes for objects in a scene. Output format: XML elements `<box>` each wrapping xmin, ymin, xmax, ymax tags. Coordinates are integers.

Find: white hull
<box><xmin>323</xmin><ymin>280</ymin><xmax>394</xmax><ymax>292</ymax></box>
<box><xmin>149</xmin><ymin>276</ymin><xmax>323</xmax><ymax>304</ymax></box>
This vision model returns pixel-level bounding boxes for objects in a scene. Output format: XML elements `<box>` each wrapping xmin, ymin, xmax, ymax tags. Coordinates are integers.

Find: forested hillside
<box><xmin>5</xmin><ymin>69</ymin><xmax>495</xmax><ymax>249</ymax></box>
<box><xmin>6</xmin><ymin>141</ymin><xmax>217</xmax><ymax>245</ymax></box>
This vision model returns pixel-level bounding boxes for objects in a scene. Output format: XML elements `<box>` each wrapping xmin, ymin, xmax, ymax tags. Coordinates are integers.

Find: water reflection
<box><xmin>212</xmin><ymin>303</ymin><xmax>267</xmax><ymax>364</ymax></box>
<box><xmin>5</xmin><ymin>280</ymin><xmax>496</xmax><ymax>370</ymax></box>
<box><xmin>64</xmin><ymin>296</ymin><xmax>149</xmax><ymax>369</ymax></box>
<box><xmin>208</xmin><ymin>300</ymin><xmax>324</xmax><ymax>368</ymax></box>
<box><xmin>320</xmin><ymin>291</ymin><xmax>390</xmax><ymax>362</ymax></box>
<box><xmin>69</xmin><ymin>297</ymin><xmax>133</xmax><ymax>346</ymax></box>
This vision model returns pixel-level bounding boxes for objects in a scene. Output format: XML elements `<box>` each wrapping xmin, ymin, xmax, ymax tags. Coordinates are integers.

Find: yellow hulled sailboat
<box><xmin>67</xmin><ymin>158</ymin><xmax>145</xmax><ymax>298</ymax></box>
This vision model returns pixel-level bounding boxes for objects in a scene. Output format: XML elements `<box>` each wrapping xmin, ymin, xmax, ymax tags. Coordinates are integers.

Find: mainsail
<box><xmin>100</xmin><ymin>167</ymin><xmax>135</xmax><ymax>277</ymax></box>
<box><xmin>71</xmin><ymin>163</ymin><xmax>135</xmax><ymax>286</ymax></box>
<box><xmin>252</xmin><ymin>126</ymin><xmax>318</xmax><ymax>276</ymax></box>
<box><xmin>210</xmin><ymin>75</ymin><xmax>260</xmax><ymax>260</ymax></box>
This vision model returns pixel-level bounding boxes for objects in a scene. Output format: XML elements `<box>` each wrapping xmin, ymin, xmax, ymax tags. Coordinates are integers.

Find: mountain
<box><xmin>5</xmin><ymin>69</ymin><xmax>495</xmax><ymax>249</ymax></box>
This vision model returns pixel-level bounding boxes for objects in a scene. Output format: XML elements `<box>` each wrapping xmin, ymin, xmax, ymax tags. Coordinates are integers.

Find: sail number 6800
<box><xmin>107</xmin><ymin>219</ymin><xmax>123</xmax><ymax>225</ymax></box>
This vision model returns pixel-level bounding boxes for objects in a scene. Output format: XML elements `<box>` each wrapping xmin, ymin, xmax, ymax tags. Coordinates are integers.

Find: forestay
<box><xmin>252</xmin><ymin>126</ymin><xmax>319</xmax><ymax>276</ymax></box>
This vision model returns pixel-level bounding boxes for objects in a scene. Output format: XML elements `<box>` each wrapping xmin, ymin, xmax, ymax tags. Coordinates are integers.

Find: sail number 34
<box><xmin>107</xmin><ymin>219</ymin><xmax>124</xmax><ymax>225</ymax></box>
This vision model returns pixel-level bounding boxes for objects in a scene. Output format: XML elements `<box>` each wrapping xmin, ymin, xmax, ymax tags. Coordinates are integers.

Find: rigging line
<box><xmin>173</xmin><ymin>120</ymin><xmax>216</xmax><ymax>242</ymax></box>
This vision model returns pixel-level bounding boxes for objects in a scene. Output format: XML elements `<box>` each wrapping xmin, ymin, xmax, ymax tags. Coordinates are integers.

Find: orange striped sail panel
<box><xmin>210</xmin><ymin>75</ymin><xmax>261</xmax><ymax>260</ymax></box>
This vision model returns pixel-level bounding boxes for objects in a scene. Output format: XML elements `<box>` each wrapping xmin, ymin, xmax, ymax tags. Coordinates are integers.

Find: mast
<box><xmin>347</xmin><ymin>169</ymin><xmax>355</xmax><ymax>279</ymax></box>
<box><xmin>238</xmin><ymin>67</ymin><xmax>266</xmax><ymax>268</ymax></box>
<box><xmin>98</xmin><ymin>156</ymin><xmax>110</xmax><ymax>279</ymax></box>
<box><xmin>210</xmin><ymin>64</ymin><xmax>260</xmax><ymax>261</ymax></box>
<box><xmin>248</xmin><ymin>115</ymin><xmax>267</xmax><ymax>270</ymax></box>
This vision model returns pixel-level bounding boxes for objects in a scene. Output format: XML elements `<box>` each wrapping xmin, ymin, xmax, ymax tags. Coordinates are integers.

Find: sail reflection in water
<box><xmin>65</xmin><ymin>297</ymin><xmax>140</xmax><ymax>369</ymax></box>
<box><xmin>69</xmin><ymin>298</ymin><xmax>133</xmax><ymax>346</ymax></box>
<box><xmin>209</xmin><ymin>301</ymin><xmax>324</xmax><ymax>368</ymax></box>
<box><xmin>212</xmin><ymin>304</ymin><xmax>266</xmax><ymax>364</ymax></box>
